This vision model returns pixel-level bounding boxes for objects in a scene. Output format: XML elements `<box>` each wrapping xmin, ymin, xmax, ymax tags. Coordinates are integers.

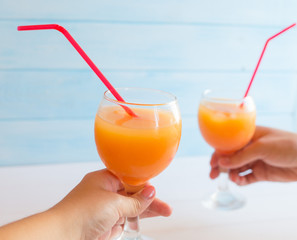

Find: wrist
<box><xmin>0</xmin><ymin>209</ymin><xmax>77</xmax><ymax>240</ymax></box>
<box><xmin>48</xmin><ymin>202</ymin><xmax>84</xmax><ymax>240</ymax></box>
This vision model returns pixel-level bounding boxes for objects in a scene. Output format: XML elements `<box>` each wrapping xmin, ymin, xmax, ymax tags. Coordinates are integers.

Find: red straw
<box><xmin>243</xmin><ymin>23</ymin><xmax>296</xmax><ymax>98</ymax></box>
<box><xmin>18</xmin><ymin>24</ymin><xmax>137</xmax><ymax>117</ymax></box>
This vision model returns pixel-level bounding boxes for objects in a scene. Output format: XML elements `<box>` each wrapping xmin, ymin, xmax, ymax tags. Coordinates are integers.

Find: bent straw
<box><xmin>18</xmin><ymin>24</ymin><xmax>137</xmax><ymax>117</ymax></box>
<box><xmin>243</xmin><ymin>23</ymin><xmax>296</xmax><ymax>98</ymax></box>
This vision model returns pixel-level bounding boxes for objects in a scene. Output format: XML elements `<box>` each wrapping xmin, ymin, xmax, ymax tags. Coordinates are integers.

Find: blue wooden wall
<box><xmin>1</xmin><ymin>0</ymin><xmax>297</xmax><ymax>166</ymax></box>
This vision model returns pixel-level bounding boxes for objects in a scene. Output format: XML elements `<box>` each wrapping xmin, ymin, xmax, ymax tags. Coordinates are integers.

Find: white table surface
<box><xmin>0</xmin><ymin>156</ymin><xmax>297</xmax><ymax>239</ymax></box>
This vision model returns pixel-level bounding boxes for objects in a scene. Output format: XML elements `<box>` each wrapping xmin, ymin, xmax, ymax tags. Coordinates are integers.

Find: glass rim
<box><xmin>201</xmin><ymin>89</ymin><xmax>253</xmax><ymax>104</ymax></box>
<box><xmin>103</xmin><ymin>87</ymin><xmax>178</xmax><ymax>107</ymax></box>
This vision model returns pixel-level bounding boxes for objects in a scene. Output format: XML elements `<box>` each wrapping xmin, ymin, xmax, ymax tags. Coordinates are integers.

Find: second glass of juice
<box><xmin>198</xmin><ymin>89</ymin><xmax>256</xmax><ymax>210</ymax></box>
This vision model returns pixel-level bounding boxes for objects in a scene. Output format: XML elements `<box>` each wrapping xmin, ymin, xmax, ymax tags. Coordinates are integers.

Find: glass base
<box><xmin>116</xmin><ymin>235</ymin><xmax>153</xmax><ymax>240</ymax></box>
<box><xmin>202</xmin><ymin>189</ymin><xmax>245</xmax><ymax>210</ymax></box>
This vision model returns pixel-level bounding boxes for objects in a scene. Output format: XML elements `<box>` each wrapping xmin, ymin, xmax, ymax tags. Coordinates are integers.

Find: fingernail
<box><xmin>141</xmin><ymin>186</ymin><xmax>155</xmax><ymax>199</ymax></box>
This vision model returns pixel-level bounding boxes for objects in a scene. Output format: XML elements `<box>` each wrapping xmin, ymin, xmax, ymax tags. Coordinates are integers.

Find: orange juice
<box><xmin>198</xmin><ymin>101</ymin><xmax>256</xmax><ymax>154</ymax></box>
<box><xmin>94</xmin><ymin>106</ymin><xmax>181</xmax><ymax>187</ymax></box>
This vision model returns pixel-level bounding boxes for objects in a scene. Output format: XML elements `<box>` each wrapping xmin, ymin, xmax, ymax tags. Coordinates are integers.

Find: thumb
<box><xmin>218</xmin><ymin>142</ymin><xmax>264</xmax><ymax>169</ymax></box>
<box><xmin>119</xmin><ymin>185</ymin><xmax>156</xmax><ymax>218</ymax></box>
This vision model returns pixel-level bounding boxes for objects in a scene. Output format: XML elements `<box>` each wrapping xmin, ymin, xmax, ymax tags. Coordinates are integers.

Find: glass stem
<box><xmin>122</xmin><ymin>216</ymin><xmax>141</xmax><ymax>240</ymax></box>
<box><xmin>218</xmin><ymin>170</ymin><xmax>229</xmax><ymax>192</ymax></box>
<box><xmin>121</xmin><ymin>185</ymin><xmax>145</xmax><ymax>240</ymax></box>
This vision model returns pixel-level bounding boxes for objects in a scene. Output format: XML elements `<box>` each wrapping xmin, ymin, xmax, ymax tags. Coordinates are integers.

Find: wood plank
<box><xmin>0</xmin><ymin>119</ymin><xmax>98</xmax><ymax>166</ymax></box>
<box><xmin>1</xmin><ymin>0</ymin><xmax>296</xmax><ymax>26</ymax></box>
<box><xmin>0</xmin><ymin>114</ymin><xmax>294</xmax><ymax>166</ymax></box>
<box><xmin>0</xmin><ymin>71</ymin><xmax>296</xmax><ymax>119</ymax></box>
<box><xmin>1</xmin><ymin>22</ymin><xmax>297</xmax><ymax>70</ymax></box>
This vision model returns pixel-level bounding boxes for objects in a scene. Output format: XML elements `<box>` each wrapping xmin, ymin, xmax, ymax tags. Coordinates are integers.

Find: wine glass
<box><xmin>94</xmin><ymin>87</ymin><xmax>182</xmax><ymax>239</ymax></box>
<box><xmin>198</xmin><ymin>89</ymin><xmax>256</xmax><ymax>210</ymax></box>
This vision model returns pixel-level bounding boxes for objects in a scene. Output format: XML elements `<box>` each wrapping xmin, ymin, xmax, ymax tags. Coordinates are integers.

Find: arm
<box><xmin>0</xmin><ymin>210</ymin><xmax>69</xmax><ymax>240</ymax></box>
<box><xmin>0</xmin><ymin>169</ymin><xmax>172</xmax><ymax>240</ymax></box>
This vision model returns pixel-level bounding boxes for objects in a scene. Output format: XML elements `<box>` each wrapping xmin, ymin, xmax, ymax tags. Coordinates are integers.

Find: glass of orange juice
<box><xmin>198</xmin><ymin>89</ymin><xmax>256</xmax><ymax>210</ymax></box>
<box><xmin>94</xmin><ymin>87</ymin><xmax>182</xmax><ymax>239</ymax></box>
